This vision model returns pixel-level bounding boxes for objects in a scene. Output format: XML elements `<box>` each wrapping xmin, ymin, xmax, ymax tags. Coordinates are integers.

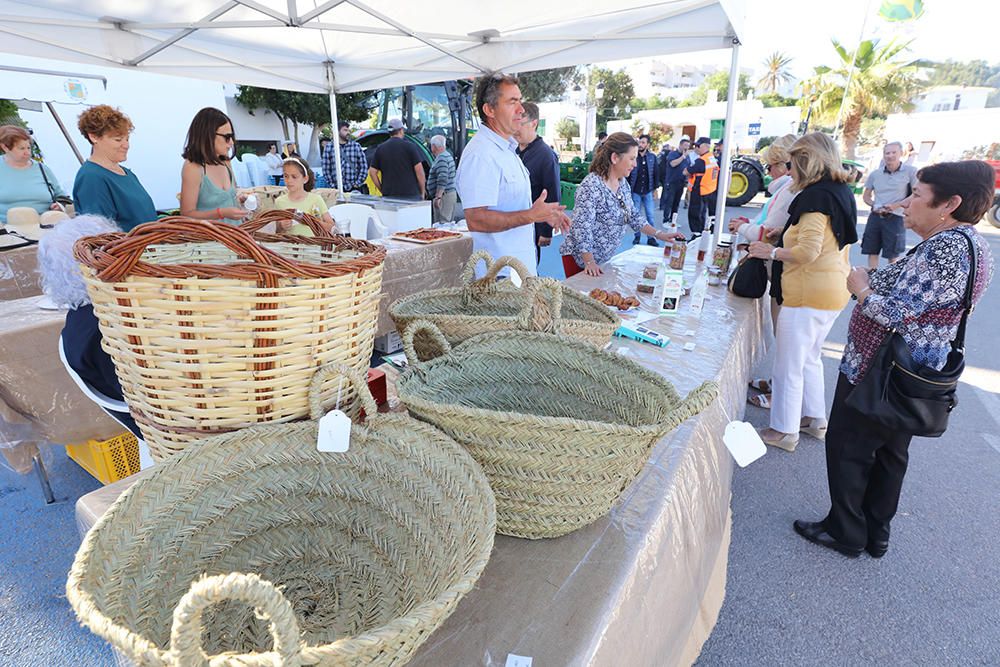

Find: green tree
<box><xmin>758</xmin><ymin>92</ymin><xmax>800</xmax><ymax>108</ymax></box>
<box><xmin>680</xmin><ymin>70</ymin><xmax>753</xmax><ymax>107</ymax></box>
<box><xmin>799</xmin><ymin>38</ymin><xmax>922</xmax><ymax>158</ymax></box>
<box><xmin>555</xmin><ymin>117</ymin><xmax>580</xmax><ymax>149</ymax></box>
<box><xmin>757</xmin><ymin>51</ymin><xmax>794</xmax><ymax>94</ymax></box>
<box><xmin>235</xmin><ymin>85</ymin><xmax>376</xmax><ymax>141</ymax></box>
<box><xmin>920</xmin><ymin>58</ymin><xmax>1000</xmax><ymax>107</ymax></box>
<box><xmin>588</xmin><ymin>68</ymin><xmax>635</xmax><ymax>130</ymax></box>
<box><xmin>0</xmin><ymin>99</ymin><xmax>25</xmax><ymax>127</ymax></box>
<box><xmin>517</xmin><ymin>67</ymin><xmax>581</xmax><ymax>103</ymax></box>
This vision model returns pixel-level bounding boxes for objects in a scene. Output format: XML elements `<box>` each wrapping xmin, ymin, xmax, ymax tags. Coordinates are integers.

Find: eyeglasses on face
<box><xmin>216</xmin><ymin>132</ymin><xmax>235</xmax><ymax>143</ymax></box>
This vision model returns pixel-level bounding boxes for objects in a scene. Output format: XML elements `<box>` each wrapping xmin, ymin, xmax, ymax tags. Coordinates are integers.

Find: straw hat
<box><xmin>40</xmin><ymin>210</ymin><xmax>70</xmax><ymax>227</ymax></box>
<box><xmin>5</xmin><ymin>207</ymin><xmax>45</xmax><ymax>241</ymax></box>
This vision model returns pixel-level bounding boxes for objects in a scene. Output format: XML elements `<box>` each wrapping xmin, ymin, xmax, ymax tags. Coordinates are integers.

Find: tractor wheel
<box><xmin>989</xmin><ymin>201</ymin><xmax>1000</xmax><ymax>229</ymax></box>
<box><xmin>726</xmin><ymin>160</ymin><xmax>763</xmax><ymax>207</ymax></box>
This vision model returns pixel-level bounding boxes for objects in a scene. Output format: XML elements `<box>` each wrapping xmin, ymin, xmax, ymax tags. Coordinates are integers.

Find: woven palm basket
<box><xmin>74</xmin><ymin>217</ymin><xmax>385</xmax><ymax>461</ymax></box>
<box><xmin>66</xmin><ymin>366</ymin><xmax>496</xmax><ymax>667</ymax></box>
<box><xmin>389</xmin><ymin>251</ymin><xmax>619</xmax><ymax>360</ymax></box>
<box><xmin>396</xmin><ymin>321</ymin><xmax>719</xmax><ymax>539</ymax></box>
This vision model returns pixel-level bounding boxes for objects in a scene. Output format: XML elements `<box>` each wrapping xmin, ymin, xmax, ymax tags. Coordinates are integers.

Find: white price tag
<box><xmin>683</xmin><ymin>341</ymin><xmax>697</xmax><ymax>352</ymax></box>
<box><xmin>684</xmin><ymin>329</ymin><xmax>696</xmax><ymax>337</ymax></box>
<box><xmin>723</xmin><ymin>421</ymin><xmax>766</xmax><ymax>467</ymax></box>
<box><xmin>505</xmin><ymin>655</ymin><xmax>533</xmax><ymax>667</ymax></box>
<box><xmin>317</xmin><ymin>409</ymin><xmax>351</xmax><ymax>453</ymax></box>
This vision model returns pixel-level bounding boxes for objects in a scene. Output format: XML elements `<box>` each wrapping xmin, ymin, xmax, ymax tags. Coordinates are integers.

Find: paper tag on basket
<box><xmin>505</xmin><ymin>655</ymin><xmax>532</xmax><ymax>667</ymax></box>
<box><xmin>723</xmin><ymin>421</ymin><xmax>766</xmax><ymax>467</ymax></box>
<box><xmin>317</xmin><ymin>409</ymin><xmax>351</xmax><ymax>453</ymax></box>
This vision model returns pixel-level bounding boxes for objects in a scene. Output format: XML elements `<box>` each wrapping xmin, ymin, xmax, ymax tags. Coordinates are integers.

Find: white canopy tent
<box><xmin>0</xmin><ymin>0</ymin><xmax>745</xmax><ymax>239</ymax></box>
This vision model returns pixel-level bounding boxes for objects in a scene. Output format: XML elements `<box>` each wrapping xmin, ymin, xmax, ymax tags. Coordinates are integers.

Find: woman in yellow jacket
<box><xmin>748</xmin><ymin>133</ymin><xmax>859</xmax><ymax>450</ymax></box>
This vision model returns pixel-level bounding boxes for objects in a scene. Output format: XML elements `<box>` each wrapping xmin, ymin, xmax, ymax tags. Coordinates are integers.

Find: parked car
<box><xmin>986</xmin><ymin>160</ymin><xmax>1000</xmax><ymax>228</ymax></box>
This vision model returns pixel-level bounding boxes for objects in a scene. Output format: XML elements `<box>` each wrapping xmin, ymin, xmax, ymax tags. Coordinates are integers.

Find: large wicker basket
<box><xmin>389</xmin><ymin>251</ymin><xmax>619</xmax><ymax>360</ymax></box>
<box><xmin>66</xmin><ymin>365</ymin><xmax>496</xmax><ymax>667</ymax></box>
<box><xmin>74</xmin><ymin>217</ymin><xmax>385</xmax><ymax>460</ymax></box>
<box><xmin>396</xmin><ymin>321</ymin><xmax>718</xmax><ymax>539</ymax></box>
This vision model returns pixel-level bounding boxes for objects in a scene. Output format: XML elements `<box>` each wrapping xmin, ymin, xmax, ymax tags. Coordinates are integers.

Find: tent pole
<box><xmin>325</xmin><ymin>63</ymin><xmax>345</xmax><ymax>199</ymax></box>
<box><xmin>46</xmin><ymin>102</ymin><xmax>84</xmax><ymax>165</ymax></box>
<box><xmin>713</xmin><ymin>38</ymin><xmax>741</xmax><ymax>248</ymax></box>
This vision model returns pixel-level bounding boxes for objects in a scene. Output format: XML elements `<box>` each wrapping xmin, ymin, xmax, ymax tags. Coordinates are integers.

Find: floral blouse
<box><xmin>840</xmin><ymin>225</ymin><xmax>993</xmax><ymax>384</ymax></box>
<box><xmin>560</xmin><ymin>173</ymin><xmax>646</xmax><ymax>266</ymax></box>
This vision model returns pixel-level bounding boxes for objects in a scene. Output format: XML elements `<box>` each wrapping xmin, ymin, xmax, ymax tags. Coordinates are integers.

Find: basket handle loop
<box><xmin>308</xmin><ymin>364</ymin><xmax>379</xmax><ymax>421</ymax></box>
<box><xmin>169</xmin><ymin>572</ymin><xmax>303</xmax><ymax>667</ymax></box>
<box><xmin>663</xmin><ymin>381</ymin><xmax>719</xmax><ymax>431</ymax></box>
<box><xmin>460</xmin><ymin>250</ymin><xmax>496</xmax><ymax>285</ymax></box>
<box><xmin>94</xmin><ymin>219</ymin><xmax>279</xmax><ymax>282</ymax></box>
<box><xmin>241</xmin><ymin>210</ymin><xmax>329</xmax><ymax>236</ymax></box>
<box><xmin>401</xmin><ymin>319</ymin><xmax>452</xmax><ymax>369</ymax></box>
<box><xmin>517</xmin><ymin>278</ymin><xmax>564</xmax><ymax>333</ymax></box>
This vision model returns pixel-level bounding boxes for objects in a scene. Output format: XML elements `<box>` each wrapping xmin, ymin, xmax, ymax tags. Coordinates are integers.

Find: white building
<box><xmin>606</xmin><ymin>100</ymin><xmax>801</xmax><ymax>153</ymax></box>
<box><xmin>911</xmin><ymin>85</ymin><xmax>992</xmax><ymax>113</ymax></box>
<box><xmin>885</xmin><ymin>107</ymin><xmax>1000</xmax><ymax>164</ymax></box>
<box><xmin>608</xmin><ymin>60</ymin><xmax>753</xmax><ymax>102</ymax></box>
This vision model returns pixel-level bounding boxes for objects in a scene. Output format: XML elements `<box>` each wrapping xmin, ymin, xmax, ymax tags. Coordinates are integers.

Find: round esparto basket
<box><xmin>74</xmin><ymin>217</ymin><xmax>385</xmax><ymax>460</ymax></box>
<box><xmin>66</xmin><ymin>365</ymin><xmax>496</xmax><ymax>667</ymax></box>
<box><xmin>396</xmin><ymin>321</ymin><xmax>719</xmax><ymax>539</ymax></box>
<box><xmin>389</xmin><ymin>251</ymin><xmax>619</xmax><ymax>360</ymax></box>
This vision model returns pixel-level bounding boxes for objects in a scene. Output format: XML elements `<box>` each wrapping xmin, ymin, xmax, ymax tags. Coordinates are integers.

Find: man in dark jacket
<box><xmin>627</xmin><ymin>133</ymin><xmax>660</xmax><ymax>246</ymax></box>
<box><xmin>658</xmin><ymin>138</ymin><xmax>690</xmax><ymax>226</ymax></box>
<box><xmin>515</xmin><ymin>102</ymin><xmax>561</xmax><ymax>263</ymax></box>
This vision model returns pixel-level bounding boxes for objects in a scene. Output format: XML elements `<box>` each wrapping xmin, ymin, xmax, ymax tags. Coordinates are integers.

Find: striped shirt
<box><xmin>427</xmin><ymin>150</ymin><xmax>457</xmax><ymax>194</ymax></box>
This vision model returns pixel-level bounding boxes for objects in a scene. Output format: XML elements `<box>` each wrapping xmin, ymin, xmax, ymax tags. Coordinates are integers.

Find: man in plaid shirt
<box><xmin>322</xmin><ymin>121</ymin><xmax>368</xmax><ymax>192</ymax></box>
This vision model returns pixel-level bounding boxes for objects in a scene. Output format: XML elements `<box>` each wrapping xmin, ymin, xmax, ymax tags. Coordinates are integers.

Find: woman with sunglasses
<box><xmin>179</xmin><ymin>107</ymin><xmax>247</xmax><ymax>224</ymax></box>
<box><xmin>560</xmin><ymin>132</ymin><xmax>683</xmax><ymax>277</ymax></box>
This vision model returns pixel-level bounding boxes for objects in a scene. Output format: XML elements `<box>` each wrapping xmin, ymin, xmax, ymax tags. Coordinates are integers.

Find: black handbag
<box><xmin>727</xmin><ymin>255</ymin><xmax>768</xmax><ymax>298</ymax></box>
<box><xmin>845</xmin><ymin>231</ymin><xmax>977</xmax><ymax>437</ymax></box>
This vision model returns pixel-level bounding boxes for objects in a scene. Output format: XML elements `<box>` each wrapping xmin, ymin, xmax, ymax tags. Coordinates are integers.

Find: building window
<box><xmin>954</xmin><ymin>94</ymin><xmax>961</xmax><ymax>110</ymax></box>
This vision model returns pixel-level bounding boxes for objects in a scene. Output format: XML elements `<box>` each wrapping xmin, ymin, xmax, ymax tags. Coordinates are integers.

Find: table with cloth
<box><xmin>76</xmin><ymin>244</ymin><xmax>768</xmax><ymax>665</ymax></box>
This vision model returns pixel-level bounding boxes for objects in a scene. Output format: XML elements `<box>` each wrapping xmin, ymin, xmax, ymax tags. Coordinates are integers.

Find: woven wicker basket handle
<box><xmin>664</xmin><ymin>381</ymin><xmax>720</xmax><ymax>431</ymax></box>
<box><xmin>401</xmin><ymin>319</ymin><xmax>452</xmax><ymax>368</ymax></box>
<box><xmin>308</xmin><ymin>364</ymin><xmax>379</xmax><ymax>420</ymax></box>
<box><xmin>460</xmin><ymin>251</ymin><xmax>532</xmax><ymax>289</ymax></box>
<box><xmin>241</xmin><ymin>209</ymin><xmax>328</xmax><ymax>236</ymax></box>
<box><xmin>91</xmin><ymin>219</ymin><xmax>278</xmax><ymax>282</ymax></box>
<box><xmin>169</xmin><ymin>572</ymin><xmax>303</xmax><ymax>667</ymax></box>
<box><xmin>517</xmin><ymin>277</ymin><xmax>564</xmax><ymax>333</ymax></box>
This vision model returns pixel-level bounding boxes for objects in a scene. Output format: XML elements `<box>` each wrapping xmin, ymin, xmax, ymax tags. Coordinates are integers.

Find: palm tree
<box><xmin>758</xmin><ymin>51</ymin><xmax>794</xmax><ymax>94</ymax></box>
<box><xmin>799</xmin><ymin>38</ymin><xmax>922</xmax><ymax>159</ymax></box>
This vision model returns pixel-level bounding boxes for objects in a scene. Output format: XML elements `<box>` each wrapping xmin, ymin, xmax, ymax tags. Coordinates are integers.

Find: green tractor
<box><xmin>725</xmin><ymin>154</ymin><xmax>868</xmax><ymax>207</ymax></box>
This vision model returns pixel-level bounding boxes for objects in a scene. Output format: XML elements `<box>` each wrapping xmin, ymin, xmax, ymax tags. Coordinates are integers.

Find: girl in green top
<box><xmin>275</xmin><ymin>158</ymin><xmax>334</xmax><ymax>236</ymax></box>
<box><xmin>179</xmin><ymin>107</ymin><xmax>247</xmax><ymax>225</ymax></box>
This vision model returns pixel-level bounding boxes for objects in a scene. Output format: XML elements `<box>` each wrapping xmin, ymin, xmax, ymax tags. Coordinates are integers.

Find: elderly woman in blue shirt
<box><xmin>561</xmin><ymin>132</ymin><xmax>684</xmax><ymax>277</ymax></box>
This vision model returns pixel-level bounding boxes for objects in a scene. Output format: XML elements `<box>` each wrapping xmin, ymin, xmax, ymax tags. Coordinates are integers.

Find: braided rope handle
<box><xmin>662</xmin><ymin>381</ymin><xmax>719</xmax><ymax>432</ymax></box>
<box><xmin>308</xmin><ymin>364</ymin><xmax>379</xmax><ymax>420</ymax></box>
<box><xmin>517</xmin><ymin>277</ymin><xmax>565</xmax><ymax>333</ymax></box>
<box><xmin>241</xmin><ymin>209</ymin><xmax>328</xmax><ymax>236</ymax></box>
<box><xmin>401</xmin><ymin>319</ymin><xmax>452</xmax><ymax>369</ymax></box>
<box><xmin>460</xmin><ymin>251</ymin><xmax>532</xmax><ymax>290</ymax></box>
<box><xmin>169</xmin><ymin>572</ymin><xmax>303</xmax><ymax>667</ymax></box>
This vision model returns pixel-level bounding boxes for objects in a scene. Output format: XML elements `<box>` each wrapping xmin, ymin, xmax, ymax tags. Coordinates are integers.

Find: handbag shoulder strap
<box><xmin>952</xmin><ymin>229</ymin><xmax>978</xmax><ymax>352</ymax></box>
<box><xmin>38</xmin><ymin>162</ymin><xmax>56</xmax><ymax>200</ymax></box>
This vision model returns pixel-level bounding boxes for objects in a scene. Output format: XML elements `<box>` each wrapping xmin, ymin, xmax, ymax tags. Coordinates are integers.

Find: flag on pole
<box><xmin>878</xmin><ymin>0</ymin><xmax>925</xmax><ymax>22</ymax></box>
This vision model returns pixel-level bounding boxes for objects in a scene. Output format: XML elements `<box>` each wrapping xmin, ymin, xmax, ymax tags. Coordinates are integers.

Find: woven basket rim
<box><xmin>67</xmin><ymin>411</ymin><xmax>495</xmax><ymax>664</ymax></box>
<box><xmin>397</xmin><ymin>329</ymin><xmax>696</xmax><ymax>435</ymax></box>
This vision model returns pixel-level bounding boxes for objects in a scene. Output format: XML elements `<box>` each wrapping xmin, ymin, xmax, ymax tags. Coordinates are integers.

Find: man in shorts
<box><xmin>861</xmin><ymin>141</ymin><xmax>918</xmax><ymax>269</ymax></box>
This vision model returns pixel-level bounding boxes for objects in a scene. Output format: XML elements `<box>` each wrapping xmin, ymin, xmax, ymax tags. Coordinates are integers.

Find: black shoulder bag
<box><xmin>727</xmin><ymin>253</ymin><xmax>768</xmax><ymax>298</ymax></box>
<box><xmin>844</xmin><ymin>231</ymin><xmax>977</xmax><ymax>437</ymax></box>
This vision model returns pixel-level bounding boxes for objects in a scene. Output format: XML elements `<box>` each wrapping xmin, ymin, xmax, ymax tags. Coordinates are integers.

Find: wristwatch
<box><xmin>769</xmin><ymin>246</ymin><xmax>779</xmax><ymax>261</ymax></box>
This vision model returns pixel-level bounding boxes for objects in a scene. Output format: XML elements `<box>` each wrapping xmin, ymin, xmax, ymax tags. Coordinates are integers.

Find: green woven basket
<box><xmin>389</xmin><ymin>250</ymin><xmax>619</xmax><ymax>360</ymax></box>
<box><xmin>396</xmin><ymin>321</ymin><xmax>718</xmax><ymax>539</ymax></box>
<box><xmin>67</xmin><ymin>365</ymin><xmax>496</xmax><ymax>667</ymax></box>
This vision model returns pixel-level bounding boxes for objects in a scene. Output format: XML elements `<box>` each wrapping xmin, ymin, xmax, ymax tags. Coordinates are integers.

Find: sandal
<box><xmin>800</xmin><ymin>417</ymin><xmax>828</xmax><ymax>440</ymax></box>
<box><xmin>748</xmin><ymin>378</ymin><xmax>772</xmax><ymax>393</ymax></box>
<box><xmin>747</xmin><ymin>393</ymin><xmax>771</xmax><ymax>409</ymax></box>
<box><xmin>758</xmin><ymin>428</ymin><xmax>798</xmax><ymax>452</ymax></box>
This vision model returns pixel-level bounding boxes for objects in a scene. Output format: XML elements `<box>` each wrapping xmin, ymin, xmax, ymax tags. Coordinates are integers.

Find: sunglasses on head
<box><xmin>216</xmin><ymin>132</ymin><xmax>235</xmax><ymax>142</ymax></box>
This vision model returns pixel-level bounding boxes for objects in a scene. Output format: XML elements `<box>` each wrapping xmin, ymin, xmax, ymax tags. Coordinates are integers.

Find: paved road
<box><xmin>697</xmin><ymin>217</ymin><xmax>1000</xmax><ymax>665</ymax></box>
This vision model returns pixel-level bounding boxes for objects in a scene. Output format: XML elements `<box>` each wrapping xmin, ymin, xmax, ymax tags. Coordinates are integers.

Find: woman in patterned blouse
<box><xmin>560</xmin><ymin>132</ymin><xmax>683</xmax><ymax>277</ymax></box>
<box><xmin>794</xmin><ymin>160</ymin><xmax>995</xmax><ymax>559</ymax></box>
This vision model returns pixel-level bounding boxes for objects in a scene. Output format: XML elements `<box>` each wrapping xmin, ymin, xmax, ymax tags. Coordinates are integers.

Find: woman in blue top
<box><xmin>0</xmin><ymin>125</ymin><xmax>67</xmax><ymax>223</ymax></box>
<box><xmin>179</xmin><ymin>107</ymin><xmax>247</xmax><ymax>224</ymax></box>
<box><xmin>72</xmin><ymin>105</ymin><xmax>157</xmax><ymax>232</ymax></box>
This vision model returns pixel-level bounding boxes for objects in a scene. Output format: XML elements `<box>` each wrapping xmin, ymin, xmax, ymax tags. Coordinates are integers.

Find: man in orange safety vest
<box><xmin>684</xmin><ymin>136</ymin><xmax>719</xmax><ymax>236</ymax></box>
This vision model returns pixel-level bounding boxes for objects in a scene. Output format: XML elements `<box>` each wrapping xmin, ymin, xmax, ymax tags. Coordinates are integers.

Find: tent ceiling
<box><xmin>0</xmin><ymin>0</ymin><xmax>744</xmax><ymax>93</ymax></box>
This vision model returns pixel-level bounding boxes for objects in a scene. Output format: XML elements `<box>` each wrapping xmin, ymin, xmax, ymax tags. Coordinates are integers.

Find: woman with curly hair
<box><xmin>72</xmin><ymin>105</ymin><xmax>156</xmax><ymax>231</ymax></box>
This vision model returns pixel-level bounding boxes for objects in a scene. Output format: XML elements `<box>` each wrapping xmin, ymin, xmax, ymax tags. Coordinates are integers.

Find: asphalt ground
<box><xmin>1</xmin><ymin>197</ymin><xmax>997</xmax><ymax>665</ymax></box>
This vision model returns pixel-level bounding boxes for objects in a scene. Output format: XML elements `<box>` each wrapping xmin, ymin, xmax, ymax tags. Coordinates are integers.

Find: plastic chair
<box><xmin>58</xmin><ymin>336</ymin><xmax>154</xmax><ymax>471</ymax></box>
<box><xmin>231</xmin><ymin>157</ymin><xmax>252</xmax><ymax>189</ymax></box>
<box><xmin>330</xmin><ymin>203</ymin><xmax>387</xmax><ymax>240</ymax></box>
<box><xmin>242</xmin><ymin>154</ymin><xmax>271</xmax><ymax>187</ymax></box>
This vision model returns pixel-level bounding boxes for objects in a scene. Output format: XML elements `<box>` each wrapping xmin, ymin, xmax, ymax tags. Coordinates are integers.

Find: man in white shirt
<box><xmin>456</xmin><ymin>73</ymin><xmax>571</xmax><ymax>277</ymax></box>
